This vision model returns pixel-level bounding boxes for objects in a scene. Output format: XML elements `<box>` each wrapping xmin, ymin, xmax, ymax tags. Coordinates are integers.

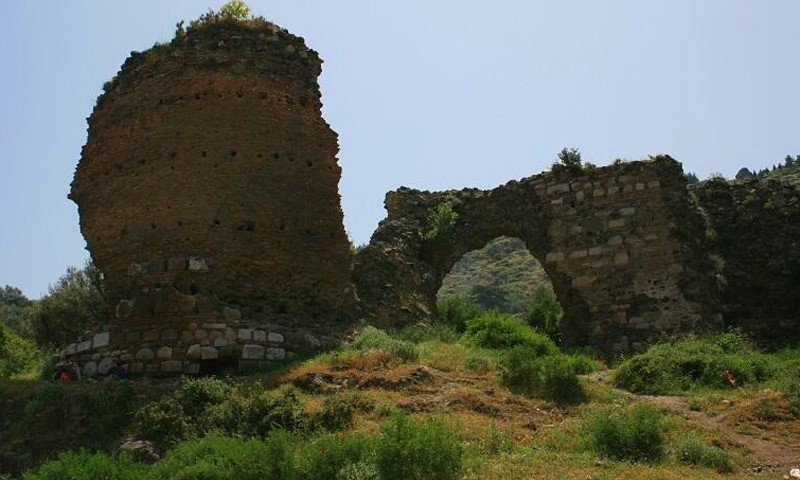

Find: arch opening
<box><xmin>436</xmin><ymin>236</ymin><xmax>564</xmax><ymax>339</ymax></box>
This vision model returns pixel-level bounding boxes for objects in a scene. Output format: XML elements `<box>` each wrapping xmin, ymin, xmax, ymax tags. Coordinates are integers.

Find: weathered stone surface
<box><xmin>76</xmin><ymin>340</ymin><xmax>92</xmax><ymax>353</ymax></box>
<box><xmin>135</xmin><ymin>348</ymin><xmax>154</xmax><ymax>361</ymax></box>
<box><xmin>83</xmin><ymin>361</ymin><xmax>98</xmax><ymax>377</ymax></box>
<box><xmin>186</xmin><ymin>344</ymin><xmax>202</xmax><ymax>360</ymax></box>
<box><xmin>93</xmin><ymin>332</ymin><xmax>111</xmax><ymax>349</ymax></box>
<box><xmin>156</xmin><ymin>346</ymin><xmax>173</xmax><ymax>360</ymax></box>
<box><xmin>265</xmin><ymin>348</ymin><xmax>286</xmax><ymax>360</ymax></box>
<box><xmin>253</xmin><ymin>330</ymin><xmax>267</xmax><ymax>343</ymax></box>
<box><xmin>268</xmin><ymin>332</ymin><xmax>284</xmax><ymax>343</ymax></box>
<box><xmin>237</xmin><ymin>329</ymin><xmax>253</xmax><ymax>341</ymax></box>
<box><xmin>161</xmin><ymin>329</ymin><xmax>178</xmax><ymax>342</ymax></box>
<box><xmin>161</xmin><ymin>361</ymin><xmax>183</xmax><ymax>373</ymax></box>
<box><xmin>354</xmin><ymin>156</ymin><xmax>719</xmax><ymax>352</ymax></box>
<box><xmin>98</xmin><ymin>356</ymin><xmax>116</xmax><ymax>375</ymax></box>
<box><xmin>200</xmin><ymin>346</ymin><xmax>219</xmax><ymax>360</ymax></box>
<box><xmin>242</xmin><ymin>344</ymin><xmax>265</xmax><ymax>360</ymax></box>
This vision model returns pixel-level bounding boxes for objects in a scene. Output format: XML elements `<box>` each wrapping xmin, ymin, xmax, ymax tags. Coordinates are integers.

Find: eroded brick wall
<box><xmin>67</xmin><ymin>19</ymin><xmax>354</xmax><ymax>375</ymax></box>
<box><xmin>355</xmin><ymin>156</ymin><xmax>720</xmax><ymax>353</ymax></box>
<box><xmin>693</xmin><ymin>178</ymin><xmax>800</xmax><ymax>344</ymax></box>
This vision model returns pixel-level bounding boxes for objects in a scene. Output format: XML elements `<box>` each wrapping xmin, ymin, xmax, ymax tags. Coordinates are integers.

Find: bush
<box><xmin>219</xmin><ymin>0</ymin><xmax>251</xmax><ymax>20</ymax></box>
<box><xmin>585</xmin><ymin>404</ymin><xmax>666</xmax><ymax>463</ymax></box>
<box><xmin>436</xmin><ymin>296</ymin><xmax>482</xmax><ymax>332</ymax></box>
<box><xmin>422</xmin><ymin>201</ymin><xmax>459</xmax><ymax>242</ymax></box>
<box><xmin>146</xmin><ymin>434</ymin><xmax>280</xmax><ymax>480</ymax></box>
<box><xmin>23</xmin><ymin>381</ymin><xmax>63</xmax><ymax>418</ymax></box>
<box><xmin>245</xmin><ymin>385</ymin><xmax>309</xmax><ymax>438</ymax></box>
<box><xmin>501</xmin><ymin>349</ymin><xmax>584</xmax><ymax>404</ymax></box>
<box><xmin>0</xmin><ymin>323</ymin><xmax>41</xmax><ymax>378</ymax></box>
<box><xmin>392</xmin><ymin>323</ymin><xmax>459</xmax><ymax>344</ymax></box>
<box><xmin>313</xmin><ymin>391</ymin><xmax>373</xmax><ymax>432</ymax></box>
<box><xmin>464</xmin><ymin>311</ymin><xmax>559</xmax><ymax>354</ymax></box>
<box><xmin>614</xmin><ymin>334</ymin><xmax>776</xmax><ymax>395</ymax></box>
<box><xmin>173</xmin><ymin>377</ymin><xmax>229</xmax><ymax>416</ymax></box>
<box><xmin>675</xmin><ymin>436</ymin><xmax>735</xmax><ymax>473</ymax></box>
<box><xmin>565</xmin><ymin>353</ymin><xmax>601</xmax><ymax>375</ymax></box>
<box><xmin>551</xmin><ymin>147</ymin><xmax>583</xmax><ymax>175</ymax></box>
<box><xmin>34</xmin><ymin>261</ymin><xmax>109</xmax><ymax>349</ymax></box>
<box><xmin>296</xmin><ymin>433</ymin><xmax>373</xmax><ymax>480</ymax></box>
<box><xmin>22</xmin><ymin>450</ymin><xmax>146</xmax><ymax>480</ymax></box>
<box><xmin>351</xmin><ymin>326</ymin><xmax>418</xmax><ymax>363</ymax></box>
<box><xmin>375</xmin><ymin>415</ymin><xmax>464</xmax><ymax>480</ymax></box>
<box><xmin>525</xmin><ymin>286</ymin><xmax>562</xmax><ymax>340</ymax></box>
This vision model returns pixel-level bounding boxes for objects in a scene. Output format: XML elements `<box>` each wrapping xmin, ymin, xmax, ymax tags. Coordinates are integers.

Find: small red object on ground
<box><xmin>725</xmin><ymin>369</ymin><xmax>737</xmax><ymax>388</ymax></box>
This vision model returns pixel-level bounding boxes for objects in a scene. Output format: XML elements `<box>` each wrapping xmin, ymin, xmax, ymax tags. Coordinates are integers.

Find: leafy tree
<box><xmin>34</xmin><ymin>261</ymin><xmax>109</xmax><ymax>349</ymax></box>
<box><xmin>684</xmin><ymin>172</ymin><xmax>700</xmax><ymax>184</ymax></box>
<box><xmin>552</xmin><ymin>147</ymin><xmax>583</xmax><ymax>174</ymax></box>
<box><xmin>0</xmin><ymin>286</ymin><xmax>31</xmax><ymax>307</ymax></box>
<box><xmin>526</xmin><ymin>286</ymin><xmax>563</xmax><ymax>340</ymax></box>
<box><xmin>423</xmin><ymin>201</ymin><xmax>459</xmax><ymax>242</ymax></box>
<box><xmin>219</xmin><ymin>0</ymin><xmax>251</xmax><ymax>20</ymax></box>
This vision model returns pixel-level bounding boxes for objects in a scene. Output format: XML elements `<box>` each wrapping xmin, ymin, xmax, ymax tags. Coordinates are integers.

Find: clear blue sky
<box><xmin>1</xmin><ymin>1</ymin><xmax>798</xmax><ymax>298</ymax></box>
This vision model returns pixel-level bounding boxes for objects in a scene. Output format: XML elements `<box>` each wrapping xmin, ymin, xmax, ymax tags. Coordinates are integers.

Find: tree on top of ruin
<box><xmin>219</xmin><ymin>1</ymin><xmax>252</xmax><ymax>21</ymax></box>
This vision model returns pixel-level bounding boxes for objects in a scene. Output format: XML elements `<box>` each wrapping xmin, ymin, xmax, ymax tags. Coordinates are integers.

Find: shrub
<box><xmin>392</xmin><ymin>323</ymin><xmax>459</xmax><ymax>344</ymax></box>
<box><xmin>246</xmin><ymin>385</ymin><xmax>309</xmax><ymax>437</ymax></box>
<box><xmin>585</xmin><ymin>404</ymin><xmax>666</xmax><ymax>463</ymax></box>
<box><xmin>479</xmin><ymin>423</ymin><xmax>513</xmax><ymax>455</ymax></box>
<box><xmin>675</xmin><ymin>436</ymin><xmax>735</xmax><ymax>473</ymax></box>
<box><xmin>501</xmin><ymin>349</ymin><xmax>584</xmax><ymax>404</ymax></box>
<box><xmin>423</xmin><ymin>201</ymin><xmax>459</xmax><ymax>242</ymax></box>
<box><xmin>296</xmin><ymin>433</ymin><xmax>373</xmax><ymax>480</ymax></box>
<box><xmin>551</xmin><ymin>147</ymin><xmax>583</xmax><ymax>175</ymax></box>
<box><xmin>174</xmin><ymin>377</ymin><xmax>229</xmax><ymax>416</ymax></box>
<box><xmin>375</xmin><ymin>415</ymin><xmax>464</xmax><ymax>480</ymax></box>
<box><xmin>464</xmin><ymin>311</ymin><xmax>559</xmax><ymax>355</ymax></box>
<box><xmin>313</xmin><ymin>391</ymin><xmax>374</xmax><ymax>432</ymax></box>
<box><xmin>525</xmin><ymin>286</ymin><xmax>562</xmax><ymax>340</ymax></box>
<box><xmin>464</xmin><ymin>353</ymin><xmax>493</xmax><ymax>374</ymax></box>
<box><xmin>0</xmin><ymin>323</ymin><xmax>41</xmax><ymax>378</ymax></box>
<box><xmin>614</xmin><ymin>334</ymin><xmax>776</xmax><ymax>395</ymax></box>
<box><xmin>23</xmin><ymin>381</ymin><xmax>63</xmax><ymax>418</ymax></box>
<box><xmin>22</xmin><ymin>450</ymin><xmax>146</xmax><ymax>480</ymax></box>
<box><xmin>34</xmin><ymin>261</ymin><xmax>109</xmax><ymax>349</ymax></box>
<box><xmin>135</xmin><ymin>396</ymin><xmax>192</xmax><ymax>445</ymax></box>
<box><xmin>146</xmin><ymin>434</ymin><xmax>279</xmax><ymax>480</ymax></box>
<box><xmin>219</xmin><ymin>0</ymin><xmax>251</xmax><ymax>20</ymax></box>
<box><xmin>336</xmin><ymin>461</ymin><xmax>380</xmax><ymax>480</ymax></box>
<box><xmin>565</xmin><ymin>353</ymin><xmax>601</xmax><ymax>375</ymax></box>
<box><xmin>351</xmin><ymin>326</ymin><xmax>418</xmax><ymax>363</ymax></box>
<box><xmin>436</xmin><ymin>296</ymin><xmax>482</xmax><ymax>332</ymax></box>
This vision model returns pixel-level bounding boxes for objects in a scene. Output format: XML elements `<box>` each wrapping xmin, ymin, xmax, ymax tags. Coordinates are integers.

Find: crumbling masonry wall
<box><xmin>693</xmin><ymin>178</ymin><xmax>800</xmax><ymax>344</ymax></box>
<box><xmin>65</xmin><ymin>19</ymin><xmax>355</xmax><ymax>376</ymax></box>
<box><xmin>354</xmin><ymin>157</ymin><xmax>721</xmax><ymax>353</ymax></box>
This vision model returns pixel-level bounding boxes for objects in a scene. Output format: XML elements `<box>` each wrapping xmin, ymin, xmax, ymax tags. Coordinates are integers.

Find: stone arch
<box><xmin>354</xmin><ymin>157</ymin><xmax>719</xmax><ymax>353</ymax></box>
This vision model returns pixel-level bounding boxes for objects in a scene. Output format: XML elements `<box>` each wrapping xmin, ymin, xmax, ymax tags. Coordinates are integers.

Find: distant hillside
<box><xmin>437</xmin><ymin>236</ymin><xmax>553</xmax><ymax>315</ymax></box>
<box><xmin>765</xmin><ymin>164</ymin><xmax>800</xmax><ymax>188</ymax></box>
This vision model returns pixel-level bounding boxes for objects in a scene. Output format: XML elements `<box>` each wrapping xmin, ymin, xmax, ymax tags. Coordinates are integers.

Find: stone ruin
<box><xmin>66</xmin><ymin>18</ymin><xmax>355</xmax><ymax>376</ymax></box>
<box><xmin>60</xmin><ymin>16</ymin><xmax>800</xmax><ymax>376</ymax></box>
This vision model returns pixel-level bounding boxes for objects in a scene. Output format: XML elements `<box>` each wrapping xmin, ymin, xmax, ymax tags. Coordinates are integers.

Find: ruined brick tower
<box><xmin>67</xmin><ymin>16</ymin><xmax>355</xmax><ymax>375</ymax></box>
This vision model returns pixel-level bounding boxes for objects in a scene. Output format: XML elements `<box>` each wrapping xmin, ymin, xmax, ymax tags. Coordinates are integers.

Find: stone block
<box><xmin>608</xmin><ymin>218</ymin><xmax>626</xmax><ymax>229</ymax></box>
<box><xmin>64</xmin><ymin>343</ymin><xmax>77</xmax><ymax>356</ymax></box>
<box><xmin>266</xmin><ymin>348</ymin><xmax>286</xmax><ymax>360</ymax></box>
<box><xmin>203</xmin><ymin>323</ymin><xmax>227</xmax><ymax>330</ymax></box>
<box><xmin>120</xmin><ymin>353</ymin><xmax>134</xmax><ymax>362</ymax></box>
<box><xmin>161</xmin><ymin>361</ymin><xmax>183</xmax><ymax>373</ymax></box>
<box><xmin>589</xmin><ymin>246</ymin><xmax>605</xmax><ymax>256</ymax></box>
<box><xmin>188</xmin><ymin>256</ymin><xmax>209</xmax><ymax>271</ymax></box>
<box><xmin>213</xmin><ymin>338</ymin><xmax>228</xmax><ymax>347</ymax></box>
<box><xmin>200</xmin><ymin>346</ymin><xmax>219</xmax><ymax>360</ymax></box>
<box><xmin>116</xmin><ymin>299</ymin><xmax>135</xmax><ymax>318</ymax></box>
<box><xmin>242</xmin><ymin>344</ymin><xmax>265</xmax><ymax>360</ymax></box>
<box><xmin>648</xmin><ymin>180</ymin><xmax>660</xmax><ymax>188</ymax></box>
<box><xmin>222</xmin><ymin>307</ymin><xmax>242</xmax><ymax>321</ymax></box>
<box><xmin>93</xmin><ymin>332</ymin><xmax>111</xmax><ymax>349</ymax></box>
<box><xmin>614</xmin><ymin>252</ymin><xmax>630</xmax><ymax>266</ymax></box>
<box><xmin>253</xmin><ymin>330</ymin><xmax>267</xmax><ymax>343</ymax></box>
<box><xmin>77</xmin><ymin>340</ymin><xmax>92</xmax><ymax>353</ymax></box>
<box><xmin>636</xmin><ymin>182</ymin><xmax>645</xmax><ymax>190</ymax></box>
<box><xmin>167</xmin><ymin>256</ymin><xmax>186</xmax><ymax>271</ymax></box>
<box><xmin>195</xmin><ymin>329</ymin><xmax>208</xmax><ymax>340</ymax></box>
<box><xmin>547</xmin><ymin>183</ymin><xmax>570</xmax><ymax>195</ymax></box>
<box><xmin>143</xmin><ymin>330</ymin><xmax>160</xmax><ymax>342</ymax></box>
<box><xmin>620</xmin><ymin>207</ymin><xmax>636</xmax><ymax>216</ymax></box>
<box><xmin>572</xmin><ymin>276</ymin><xmax>596</xmax><ymax>288</ymax></box>
<box><xmin>145</xmin><ymin>364</ymin><xmax>159</xmax><ymax>373</ymax></box>
<box><xmin>130</xmin><ymin>362</ymin><xmax>144</xmax><ymax>374</ymax></box>
<box><xmin>156</xmin><ymin>346</ymin><xmax>173</xmax><ymax>360</ymax></box>
<box><xmin>225</xmin><ymin>328</ymin><xmax>237</xmax><ymax>342</ymax></box>
<box><xmin>237</xmin><ymin>328</ymin><xmax>253</xmax><ymax>341</ymax></box>
<box><xmin>98</xmin><ymin>356</ymin><xmax>116</xmax><ymax>375</ymax></box>
<box><xmin>268</xmin><ymin>332</ymin><xmax>284</xmax><ymax>343</ymax></box>
<box><xmin>545</xmin><ymin>252</ymin><xmax>564</xmax><ymax>263</ymax></box>
<box><xmin>608</xmin><ymin>235</ymin><xmax>624</xmax><ymax>246</ymax></box>
<box><xmin>135</xmin><ymin>348</ymin><xmax>154</xmax><ymax>361</ymax></box>
<box><xmin>83</xmin><ymin>361</ymin><xmax>98</xmax><ymax>377</ymax></box>
<box><xmin>91</xmin><ymin>353</ymin><xmax>101</xmax><ymax>361</ymax></box>
<box><xmin>162</xmin><ymin>329</ymin><xmax>179</xmax><ymax>341</ymax></box>
<box><xmin>569</xmin><ymin>249</ymin><xmax>588</xmax><ymax>259</ymax></box>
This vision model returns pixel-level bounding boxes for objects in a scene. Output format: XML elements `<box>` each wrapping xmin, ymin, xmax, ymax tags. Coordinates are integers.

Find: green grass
<box><xmin>614</xmin><ymin>332</ymin><xmax>776</xmax><ymax>395</ymax></box>
<box><xmin>584</xmin><ymin>404</ymin><xmax>667</xmax><ymax>463</ymax></box>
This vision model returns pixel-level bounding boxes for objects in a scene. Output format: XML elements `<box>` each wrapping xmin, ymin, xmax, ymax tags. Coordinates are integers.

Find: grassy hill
<box><xmin>437</xmin><ymin>237</ymin><xmax>553</xmax><ymax>316</ymax></box>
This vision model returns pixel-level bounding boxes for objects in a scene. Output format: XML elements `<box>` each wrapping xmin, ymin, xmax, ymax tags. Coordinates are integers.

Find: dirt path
<box><xmin>586</xmin><ymin>370</ymin><xmax>798</xmax><ymax>471</ymax></box>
